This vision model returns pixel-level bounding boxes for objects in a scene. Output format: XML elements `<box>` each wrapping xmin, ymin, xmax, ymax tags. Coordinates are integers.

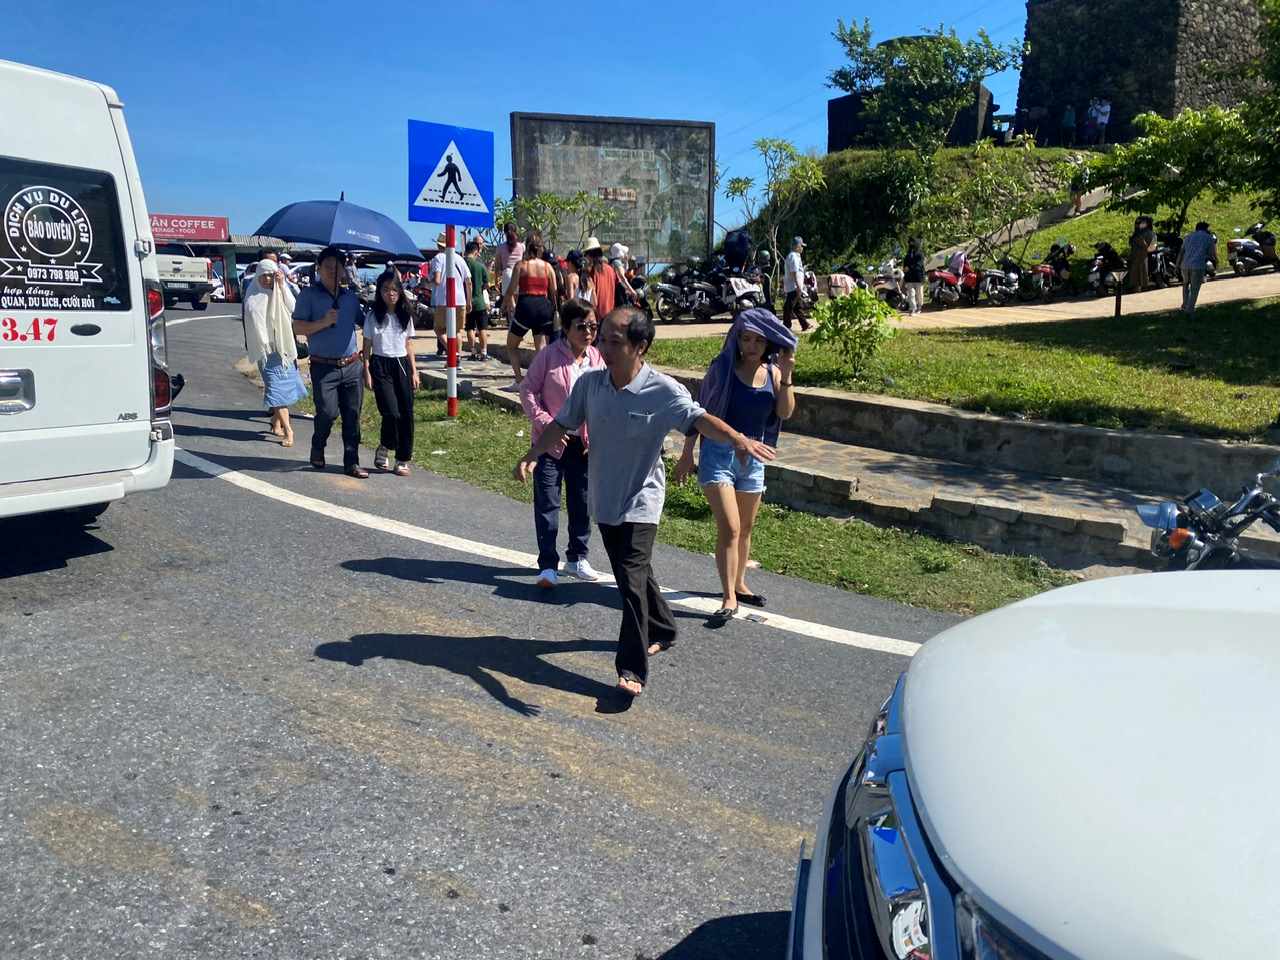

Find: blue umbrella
<box><xmin>254</xmin><ymin>198</ymin><xmax>422</xmax><ymax>259</ymax></box>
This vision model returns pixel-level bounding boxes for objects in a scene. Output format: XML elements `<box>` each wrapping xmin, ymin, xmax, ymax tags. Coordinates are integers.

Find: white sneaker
<box><xmin>563</xmin><ymin>559</ymin><xmax>602</xmax><ymax>582</ymax></box>
<box><xmin>536</xmin><ymin>569</ymin><xmax>558</xmax><ymax>589</ymax></box>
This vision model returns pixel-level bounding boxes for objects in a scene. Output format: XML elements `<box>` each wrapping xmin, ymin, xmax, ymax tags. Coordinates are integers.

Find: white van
<box><xmin>0</xmin><ymin>60</ymin><xmax>174</xmax><ymax>522</ymax></box>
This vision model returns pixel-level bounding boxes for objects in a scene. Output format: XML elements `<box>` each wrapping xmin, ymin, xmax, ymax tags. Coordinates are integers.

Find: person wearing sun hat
<box><xmin>427</xmin><ymin>231</ymin><xmax>472</xmax><ymax>358</ymax></box>
<box><xmin>583</xmin><ymin>236</ymin><xmax>625</xmax><ymax>319</ymax></box>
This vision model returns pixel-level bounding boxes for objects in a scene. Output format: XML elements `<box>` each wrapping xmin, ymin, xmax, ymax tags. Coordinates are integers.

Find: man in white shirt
<box><xmin>427</xmin><ymin>233</ymin><xmax>472</xmax><ymax>359</ymax></box>
<box><xmin>494</xmin><ymin>222</ymin><xmax>525</xmax><ymax>319</ymax></box>
<box><xmin>1097</xmin><ymin>98</ymin><xmax>1112</xmax><ymax>145</ymax></box>
<box><xmin>782</xmin><ymin>236</ymin><xmax>812</xmax><ymax>332</ymax></box>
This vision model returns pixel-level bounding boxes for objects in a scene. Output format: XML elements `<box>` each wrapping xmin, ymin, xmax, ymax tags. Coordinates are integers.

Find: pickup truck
<box><xmin>156</xmin><ymin>242</ymin><xmax>214</xmax><ymax>310</ymax></box>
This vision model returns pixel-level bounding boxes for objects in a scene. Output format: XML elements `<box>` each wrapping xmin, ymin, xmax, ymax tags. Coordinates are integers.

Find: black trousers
<box><xmin>533</xmin><ymin>438</ymin><xmax>590</xmax><ymax>572</ymax></box>
<box><xmin>599</xmin><ymin>522</ymin><xmax>677</xmax><ymax>687</ymax></box>
<box><xmin>782</xmin><ymin>290</ymin><xmax>808</xmax><ymax>329</ymax></box>
<box><xmin>311</xmin><ymin>359</ymin><xmax>364</xmax><ymax>468</ymax></box>
<box><xmin>369</xmin><ymin>354</ymin><xmax>415</xmax><ymax>462</ymax></box>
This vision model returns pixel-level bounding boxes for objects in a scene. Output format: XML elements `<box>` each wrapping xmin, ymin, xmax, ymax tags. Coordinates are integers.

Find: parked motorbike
<box><xmin>1228</xmin><ymin>221</ymin><xmax>1278</xmax><ymax>275</ymax></box>
<box><xmin>1136</xmin><ymin>459</ymin><xmax>1280</xmax><ymax>570</ymax></box>
<box><xmin>655</xmin><ymin>263</ymin><xmax>699</xmax><ymax>322</ymax></box>
<box><xmin>928</xmin><ymin>256</ymin><xmax>981</xmax><ymax>307</ymax></box>
<box><xmin>1087</xmin><ymin>241</ymin><xmax>1127</xmax><ymax>296</ymax></box>
<box><xmin>869</xmin><ymin>258</ymin><xmax>907</xmax><ymax>309</ymax></box>
<box><xmin>653</xmin><ymin>259</ymin><xmax>763</xmax><ymax>322</ymax></box>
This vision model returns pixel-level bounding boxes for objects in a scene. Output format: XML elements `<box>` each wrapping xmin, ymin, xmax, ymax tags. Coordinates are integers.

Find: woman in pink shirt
<box><xmin>519</xmin><ymin>300</ymin><xmax>605</xmax><ymax>588</ymax></box>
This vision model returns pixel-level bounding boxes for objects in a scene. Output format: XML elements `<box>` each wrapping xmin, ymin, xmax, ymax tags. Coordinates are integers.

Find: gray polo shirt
<box><xmin>555</xmin><ymin>364</ymin><xmax>706</xmax><ymax>526</ymax></box>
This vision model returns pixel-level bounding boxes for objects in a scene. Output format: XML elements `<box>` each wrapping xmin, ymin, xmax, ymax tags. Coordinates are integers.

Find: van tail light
<box><xmin>144</xmin><ymin>279</ymin><xmax>171</xmax><ymax>418</ymax></box>
<box><xmin>207</xmin><ymin>259</ymin><xmax>213</xmax><ymax>281</ymax></box>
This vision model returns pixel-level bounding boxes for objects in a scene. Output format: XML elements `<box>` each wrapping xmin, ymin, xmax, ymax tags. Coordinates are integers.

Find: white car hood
<box><xmin>904</xmin><ymin>572</ymin><xmax>1280</xmax><ymax>960</ymax></box>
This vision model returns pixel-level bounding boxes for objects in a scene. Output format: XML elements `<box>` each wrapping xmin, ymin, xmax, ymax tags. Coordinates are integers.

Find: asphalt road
<box><xmin>1</xmin><ymin>305</ymin><xmax>957</xmax><ymax>959</ymax></box>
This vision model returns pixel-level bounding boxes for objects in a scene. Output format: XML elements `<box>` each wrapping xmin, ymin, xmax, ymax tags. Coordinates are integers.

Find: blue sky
<box><xmin>4</xmin><ymin>1</ymin><xmax>1027</xmax><ymax>246</ymax></box>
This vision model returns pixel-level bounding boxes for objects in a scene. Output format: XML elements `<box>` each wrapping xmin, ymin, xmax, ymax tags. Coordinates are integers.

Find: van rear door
<box><xmin>0</xmin><ymin>65</ymin><xmax>151</xmax><ymax>485</ymax></box>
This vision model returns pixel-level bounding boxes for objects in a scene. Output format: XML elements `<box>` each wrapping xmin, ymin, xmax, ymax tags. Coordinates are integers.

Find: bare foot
<box><xmin>282</xmin><ymin>431</ymin><xmax>294</xmax><ymax>448</ymax></box>
<box><xmin>617</xmin><ymin>676</ymin><xmax>643</xmax><ymax>697</ymax></box>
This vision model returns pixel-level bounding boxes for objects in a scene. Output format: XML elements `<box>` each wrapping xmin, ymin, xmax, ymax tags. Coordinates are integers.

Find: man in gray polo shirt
<box><xmin>515</xmin><ymin>306</ymin><xmax>776</xmax><ymax>698</ymax></box>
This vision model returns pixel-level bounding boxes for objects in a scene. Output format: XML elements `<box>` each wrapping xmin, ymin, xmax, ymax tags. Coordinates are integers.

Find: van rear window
<box><xmin>1</xmin><ymin>156</ymin><xmax>132</xmax><ymax>311</ymax></box>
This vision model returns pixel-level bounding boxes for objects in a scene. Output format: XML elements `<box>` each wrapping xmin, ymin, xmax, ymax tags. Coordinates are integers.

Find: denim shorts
<box><xmin>697</xmin><ymin>438</ymin><xmax>766</xmax><ymax>493</ymax></box>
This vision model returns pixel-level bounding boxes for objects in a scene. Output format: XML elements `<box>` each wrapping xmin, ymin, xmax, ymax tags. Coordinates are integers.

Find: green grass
<box><xmin>649</xmin><ymin>297</ymin><xmax>1280</xmax><ymax>440</ymax></box>
<box><xmin>309</xmin><ymin>389</ymin><xmax>1073</xmax><ymax>616</ymax></box>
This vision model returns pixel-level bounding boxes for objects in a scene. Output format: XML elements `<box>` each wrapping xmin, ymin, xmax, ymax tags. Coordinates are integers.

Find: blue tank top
<box><xmin>724</xmin><ymin>365</ymin><xmax>775</xmax><ymax>441</ymax></box>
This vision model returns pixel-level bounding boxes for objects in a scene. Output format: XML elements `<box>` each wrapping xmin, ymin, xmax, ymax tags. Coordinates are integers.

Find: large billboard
<box><xmin>510</xmin><ymin>113</ymin><xmax>714</xmax><ymax>263</ymax></box>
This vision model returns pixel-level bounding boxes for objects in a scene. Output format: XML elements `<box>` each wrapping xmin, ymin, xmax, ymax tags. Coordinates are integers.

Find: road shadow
<box><xmin>341</xmin><ymin>556</ymin><xmax>703</xmax><ymax>625</ymax></box>
<box><xmin>173</xmin><ymin>404</ymin><xmax>267</xmax><ymax>423</ymax></box>
<box><xmin>657</xmin><ymin>911</ymin><xmax>790</xmax><ymax>959</ymax></box>
<box><xmin>342</xmin><ymin>555</ymin><xmax>615</xmax><ymax>609</ymax></box>
<box><xmin>314</xmin><ymin>631</ymin><xmax>633</xmax><ymax>715</ymax></box>
<box><xmin>176</xmin><ymin>424</ymin><xmax>280</xmax><ymax>444</ymax></box>
<box><xmin>0</xmin><ymin>514</ymin><xmax>113</xmax><ymax>578</ymax></box>
<box><xmin>171</xmin><ymin>451</ymin><xmax>317</xmax><ymax>478</ymax></box>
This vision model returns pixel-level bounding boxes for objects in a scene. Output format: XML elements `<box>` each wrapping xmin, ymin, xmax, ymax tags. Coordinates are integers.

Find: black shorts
<box><xmin>465</xmin><ymin>309</ymin><xmax>488</xmax><ymax>332</ymax></box>
<box><xmin>510</xmin><ymin>294</ymin><xmax>555</xmax><ymax>338</ymax></box>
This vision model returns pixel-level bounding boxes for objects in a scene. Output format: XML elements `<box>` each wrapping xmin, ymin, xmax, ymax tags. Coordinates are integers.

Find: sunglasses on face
<box><xmin>573</xmin><ymin>323</ymin><xmax>598</xmax><ymax>333</ymax></box>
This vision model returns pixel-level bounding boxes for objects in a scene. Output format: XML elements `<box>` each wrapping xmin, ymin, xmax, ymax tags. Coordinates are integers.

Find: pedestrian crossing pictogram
<box><xmin>412</xmin><ymin>140</ymin><xmax>489</xmax><ymax>214</ymax></box>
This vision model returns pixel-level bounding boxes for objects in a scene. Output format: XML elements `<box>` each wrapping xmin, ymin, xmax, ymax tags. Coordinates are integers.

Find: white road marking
<box><xmin>174</xmin><ymin>448</ymin><xmax>921</xmax><ymax>658</ymax></box>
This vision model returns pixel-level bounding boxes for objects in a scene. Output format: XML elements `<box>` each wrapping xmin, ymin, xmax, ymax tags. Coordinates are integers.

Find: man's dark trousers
<box><xmin>534</xmin><ymin>437</ymin><xmax>590</xmax><ymax>573</ymax></box>
<box><xmin>599</xmin><ymin>521</ymin><xmax>677</xmax><ymax>687</ymax></box>
<box><xmin>311</xmin><ymin>359</ymin><xmax>364</xmax><ymax>468</ymax></box>
<box><xmin>782</xmin><ymin>290</ymin><xmax>807</xmax><ymax>330</ymax></box>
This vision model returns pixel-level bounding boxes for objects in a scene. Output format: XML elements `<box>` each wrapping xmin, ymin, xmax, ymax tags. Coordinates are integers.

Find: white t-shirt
<box><xmin>784</xmin><ymin>250</ymin><xmax>804</xmax><ymax>293</ymax></box>
<box><xmin>428</xmin><ymin>252</ymin><xmax>471</xmax><ymax>308</ymax></box>
<box><xmin>1098</xmin><ymin>101</ymin><xmax>1112</xmax><ymax>124</ymax></box>
<box><xmin>363</xmin><ymin>312</ymin><xmax>415</xmax><ymax>357</ymax></box>
<box><xmin>564</xmin><ymin>351</ymin><xmax>598</xmax><ymax>436</ymax></box>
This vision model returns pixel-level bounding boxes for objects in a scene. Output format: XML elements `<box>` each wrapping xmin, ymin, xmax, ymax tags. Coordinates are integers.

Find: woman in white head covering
<box><xmin>243</xmin><ymin>258</ymin><xmax>308</xmax><ymax>446</ymax></box>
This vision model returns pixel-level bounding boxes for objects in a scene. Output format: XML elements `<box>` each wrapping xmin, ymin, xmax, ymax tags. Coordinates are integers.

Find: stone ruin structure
<box><xmin>1015</xmin><ymin>0</ymin><xmax>1263</xmax><ymax>144</ymax></box>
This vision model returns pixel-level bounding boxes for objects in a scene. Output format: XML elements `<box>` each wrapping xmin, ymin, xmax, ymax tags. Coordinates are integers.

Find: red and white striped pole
<box><xmin>444</xmin><ymin>223</ymin><xmax>459</xmax><ymax>417</ymax></box>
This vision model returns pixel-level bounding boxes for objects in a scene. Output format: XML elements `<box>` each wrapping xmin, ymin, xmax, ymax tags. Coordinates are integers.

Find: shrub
<box><xmin>809</xmin><ymin>287</ymin><xmax>897</xmax><ymax>376</ymax></box>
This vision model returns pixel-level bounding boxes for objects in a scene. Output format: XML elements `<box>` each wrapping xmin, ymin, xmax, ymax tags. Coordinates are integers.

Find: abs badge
<box><xmin>3</xmin><ymin>185</ymin><xmax>103</xmax><ymax>287</ymax></box>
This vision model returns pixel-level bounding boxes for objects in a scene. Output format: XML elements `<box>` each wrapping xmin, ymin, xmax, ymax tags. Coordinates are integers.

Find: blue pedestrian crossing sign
<box><xmin>407</xmin><ymin>120</ymin><xmax>494</xmax><ymax>229</ymax></box>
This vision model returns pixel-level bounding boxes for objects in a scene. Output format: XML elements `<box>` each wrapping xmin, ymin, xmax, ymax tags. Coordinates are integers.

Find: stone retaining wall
<box><xmin>660</xmin><ymin>370</ymin><xmax>1280</xmax><ymax>499</ymax></box>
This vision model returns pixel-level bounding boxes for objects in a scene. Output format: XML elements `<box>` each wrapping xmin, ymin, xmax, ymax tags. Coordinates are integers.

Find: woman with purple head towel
<box><xmin>675</xmin><ymin>308</ymin><xmax>797</xmax><ymax>626</ymax></box>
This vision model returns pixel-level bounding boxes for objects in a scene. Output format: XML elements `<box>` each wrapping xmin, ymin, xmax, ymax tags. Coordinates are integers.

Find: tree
<box><xmin>1087</xmin><ymin>106</ymin><xmax>1250</xmax><ymax>235</ymax></box>
<box><xmin>569</xmin><ymin>191</ymin><xmax>621</xmax><ymax>249</ymax></box>
<box><xmin>827</xmin><ymin>22</ymin><xmax>1023</xmax><ymax>157</ymax></box>
<box><xmin>1244</xmin><ymin>0</ymin><xmax>1280</xmax><ymax>219</ymax></box>
<box><xmin>724</xmin><ymin>138</ymin><xmax>826</xmax><ymax>292</ymax></box>
<box><xmin>915</xmin><ymin>136</ymin><xmax>1059</xmax><ymax>258</ymax></box>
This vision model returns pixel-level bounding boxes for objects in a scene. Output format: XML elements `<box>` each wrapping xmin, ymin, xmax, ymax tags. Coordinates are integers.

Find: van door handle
<box><xmin>71</xmin><ymin>323</ymin><xmax>102</xmax><ymax>336</ymax></box>
<box><xmin>0</xmin><ymin>369</ymin><xmax>35</xmax><ymax>414</ymax></box>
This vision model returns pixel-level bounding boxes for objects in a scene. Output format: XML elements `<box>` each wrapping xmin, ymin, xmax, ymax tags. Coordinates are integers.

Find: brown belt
<box><xmin>309</xmin><ymin>352</ymin><xmax>362</xmax><ymax>368</ymax></box>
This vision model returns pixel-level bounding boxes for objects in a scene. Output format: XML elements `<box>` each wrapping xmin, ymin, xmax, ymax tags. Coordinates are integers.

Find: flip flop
<box><xmin>345</xmin><ymin>465</ymin><xmax>370</xmax><ymax>479</ymax></box>
<box><xmin>646</xmin><ymin>638</ymin><xmax>675</xmax><ymax>657</ymax></box>
<box><xmin>708</xmin><ymin>606</ymin><xmax>738</xmax><ymax>627</ymax></box>
<box><xmin>737</xmin><ymin>593</ymin><xmax>767</xmax><ymax>608</ymax></box>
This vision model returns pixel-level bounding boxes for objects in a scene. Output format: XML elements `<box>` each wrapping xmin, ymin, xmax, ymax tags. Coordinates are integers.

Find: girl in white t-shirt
<box><xmin>361</xmin><ymin>271</ymin><xmax>419</xmax><ymax>475</ymax></box>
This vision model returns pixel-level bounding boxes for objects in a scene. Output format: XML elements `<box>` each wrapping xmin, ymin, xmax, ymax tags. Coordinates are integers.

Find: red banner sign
<box><xmin>149</xmin><ymin>213</ymin><xmax>229</xmax><ymax>242</ymax></box>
